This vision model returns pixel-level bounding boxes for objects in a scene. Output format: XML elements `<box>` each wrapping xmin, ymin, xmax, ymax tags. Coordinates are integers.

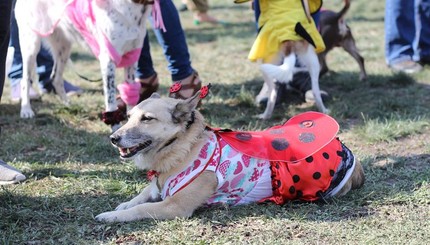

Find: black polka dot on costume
<box><xmin>306</xmin><ymin>156</ymin><xmax>314</xmax><ymax>163</ymax></box>
<box><xmin>329</xmin><ymin>169</ymin><xmax>335</xmax><ymax>176</ymax></box>
<box><xmin>271</xmin><ymin>138</ymin><xmax>289</xmax><ymax>151</ymax></box>
<box><xmin>296</xmin><ymin>190</ymin><xmax>303</xmax><ymax>198</ymax></box>
<box><xmin>323</xmin><ymin>152</ymin><xmax>330</xmax><ymax>159</ymax></box>
<box><xmin>299</xmin><ymin>132</ymin><xmax>315</xmax><ymax>143</ymax></box>
<box><xmin>276</xmin><ymin>180</ymin><xmax>281</xmax><ymax>188</ymax></box>
<box><xmin>289</xmin><ymin>186</ymin><xmax>296</xmax><ymax>194</ymax></box>
<box><xmin>313</xmin><ymin>172</ymin><xmax>321</xmax><ymax>180</ymax></box>
<box><xmin>292</xmin><ymin>175</ymin><xmax>300</xmax><ymax>183</ymax></box>
<box><xmin>236</xmin><ymin>132</ymin><xmax>252</xmax><ymax>141</ymax></box>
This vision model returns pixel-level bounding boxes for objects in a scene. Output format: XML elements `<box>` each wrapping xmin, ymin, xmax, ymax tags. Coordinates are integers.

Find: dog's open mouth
<box><xmin>118</xmin><ymin>140</ymin><xmax>152</xmax><ymax>158</ymax></box>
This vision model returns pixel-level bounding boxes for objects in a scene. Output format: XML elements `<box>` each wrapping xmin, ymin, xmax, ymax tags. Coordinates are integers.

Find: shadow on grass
<box><xmin>0</xmin><ymin>191</ymin><xmax>157</xmax><ymax>243</ymax></box>
<box><xmin>0</xmin><ymin>102</ymin><xmax>118</xmax><ymax>165</ymax></box>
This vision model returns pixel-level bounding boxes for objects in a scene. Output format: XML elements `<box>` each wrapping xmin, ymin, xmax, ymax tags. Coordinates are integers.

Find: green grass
<box><xmin>1</xmin><ymin>0</ymin><xmax>430</xmax><ymax>244</ymax></box>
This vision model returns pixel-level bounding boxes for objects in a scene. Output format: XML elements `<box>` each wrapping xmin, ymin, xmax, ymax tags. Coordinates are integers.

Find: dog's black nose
<box><xmin>110</xmin><ymin>135</ymin><xmax>121</xmax><ymax>146</ymax></box>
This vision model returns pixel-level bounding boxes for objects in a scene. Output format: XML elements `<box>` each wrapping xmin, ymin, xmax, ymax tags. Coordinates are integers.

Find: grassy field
<box><xmin>1</xmin><ymin>0</ymin><xmax>429</xmax><ymax>244</ymax></box>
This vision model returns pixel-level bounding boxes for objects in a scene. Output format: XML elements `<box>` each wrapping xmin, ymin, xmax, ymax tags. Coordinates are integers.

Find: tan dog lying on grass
<box><xmin>95</xmin><ymin>89</ymin><xmax>364</xmax><ymax>222</ymax></box>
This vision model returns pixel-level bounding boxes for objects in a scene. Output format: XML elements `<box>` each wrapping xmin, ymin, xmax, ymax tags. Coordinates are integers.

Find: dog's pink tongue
<box><xmin>119</xmin><ymin>148</ymin><xmax>127</xmax><ymax>156</ymax></box>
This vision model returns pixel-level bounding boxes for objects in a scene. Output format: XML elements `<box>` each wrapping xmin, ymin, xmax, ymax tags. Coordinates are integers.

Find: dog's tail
<box><xmin>335</xmin><ymin>0</ymin><xmax>351</xmax><ymax>36</ymax></box>
<box><xmin>260</xmin><ymin>54</ymin><xmax>297</xmax><ymax>83</ymax></box>
<box><xmin>336</xmin><ymin>0</ymin><xmax>351</xmax><ymax>21</ymax></box>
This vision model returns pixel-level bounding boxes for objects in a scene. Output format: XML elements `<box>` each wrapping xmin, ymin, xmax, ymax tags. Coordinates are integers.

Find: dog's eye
<box><xmin>141</xmin><ymin>115</ymin><xmax>154</xmax><ymax>122</ymax></box>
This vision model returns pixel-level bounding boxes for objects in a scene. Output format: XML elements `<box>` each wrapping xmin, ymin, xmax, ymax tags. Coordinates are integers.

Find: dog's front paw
<box><xmin>115</xmin><ymin>201</ymin><xmax>133</xmax><ymax>211</ymax></box>
<box><xmin>95</xmin><ymin>211</ymin><xmax>121</xmax><ymax>223</ymax></box>
<box><xmin>20</xmin><ymin>106</ymin><xmax>35</xmax><ymax>118</ymax></box>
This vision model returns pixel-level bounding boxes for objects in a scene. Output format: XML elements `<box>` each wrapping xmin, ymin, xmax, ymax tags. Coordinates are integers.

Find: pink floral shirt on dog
<box><xmin>161</xmin><ymin>132</ymin><xmax>273</xmax><ymax>205</ymax></box>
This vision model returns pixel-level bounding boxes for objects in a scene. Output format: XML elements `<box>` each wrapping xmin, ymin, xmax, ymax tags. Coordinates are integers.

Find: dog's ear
<box><xmin>171</xmin><ymin>92</ymin><xmax>201</xmax><ymax>124</ymax></box>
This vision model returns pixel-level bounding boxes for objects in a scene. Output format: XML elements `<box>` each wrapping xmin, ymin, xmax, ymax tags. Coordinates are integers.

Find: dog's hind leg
<box><xmin>258</xmin><ymin>54</ymin><xmax>296</xmax><ymax>119</ymax></box>
<box><xmin>256</xmin><ymin>71</ymin><xmax>278</xmax><ymax>120</ymax></box>
<box><xmin>44</xmin><ymin>30</ymin><xmax>72</xmax><ymax>105</ymax></box>
<box><xmin>341</xmin><ymin>34</ymin><xmax>367</xmax><ymax>81</ymax></box>
<box><xmin>318</xmin><ymin>51</ymin><xmax>330</xmax><ymax>77</ymax></box>
<box><xmin>297</xmin><ymin>45</ymin><xmax>329</xmax><ymax>114</ymax></box>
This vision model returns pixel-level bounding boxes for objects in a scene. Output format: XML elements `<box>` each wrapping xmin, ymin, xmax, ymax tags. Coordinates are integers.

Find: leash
<box><xmin>67</xmin><ymin>58</ymin><xmax>102</xmax><ymax>83</ymax></box>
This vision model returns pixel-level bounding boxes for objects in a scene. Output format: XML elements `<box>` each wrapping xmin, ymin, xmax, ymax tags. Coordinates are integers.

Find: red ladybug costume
<box><xmin>212</xmin><ymin>111</ymin><xmax>354</xmax><ymax>204</ymax></box>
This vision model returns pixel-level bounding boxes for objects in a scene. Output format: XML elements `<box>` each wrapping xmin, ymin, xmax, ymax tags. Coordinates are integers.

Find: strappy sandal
<box><xmin>169</xmin><ymin>72</ymin><xmax>202</xmax><ymax>100</ymax></box>
<box><xmin>136</xmin><ymin>73</ymin><xmax>160</xmax><ymax>102</ymax></box>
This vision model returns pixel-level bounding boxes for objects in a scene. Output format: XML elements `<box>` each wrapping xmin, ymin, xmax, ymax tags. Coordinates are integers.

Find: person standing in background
<box><xmin>385</xmin><ymin>0</ymin><xmax>430</xmax><ymax>73</ymax></box>
<box><xmin>0</xmin><ymin>0</ymin><xmax>27</xmax><ymax>185</ymax></box>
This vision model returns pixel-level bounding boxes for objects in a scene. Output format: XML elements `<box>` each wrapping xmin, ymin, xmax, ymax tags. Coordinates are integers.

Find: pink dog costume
<box><xmin>28</xmin><ymin>0</ymin><xmax>165</xmax><ymax>116</ymax></box>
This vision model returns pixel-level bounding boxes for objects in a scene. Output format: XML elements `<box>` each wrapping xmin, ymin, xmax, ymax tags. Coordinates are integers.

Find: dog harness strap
<box><xmin>101</xmin><ymin>109</ymin><xmax>126</xmax><ymax>125</ymax></box>
<box><xmin>160</xmin><ymin>133</ymin><xmax>219</xmax><ymax>199</ymax></box>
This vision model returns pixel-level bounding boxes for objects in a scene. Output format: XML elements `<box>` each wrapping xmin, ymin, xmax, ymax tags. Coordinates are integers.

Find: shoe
<box><xmin>64</xmin><ymin>81</ymin><xmax>83</xmax><ymax>97</ymax></box>
<box><xmin>10</xmin><ymin>80</ymin><xmax>41</xmax><ymax>102</ymax></box>
<box><xmin>420</xmin><ymin>56</ymin><xmax>430</xmax><ymax>65</ymax></box>
<box><xmin>0</xmin><ymin>160</ymin><xmax>26</xmax><ymax>185</ymax></box>
<box><xmin>40</xmin><ymin>80</ymin><xmax>83</xmax><ymax>97</ymax></box>
<box><xmin>169</xmin><ymin>72</ymin><xmax>202</xmax><ymax>100</ymax></box>
<box><xmin>305</xmin><ymin>90</ymin><xmax>331</xmax><ymax>103</ymax></box>
<box><xmin>389</xmin><ymin>60</ymin><xmax>423</xmax><ymax>74</ymax></box>
<box><xmin>136</xmin><ymin>73</ymin><xmax>159</xmax><ymax>102</ymax></box>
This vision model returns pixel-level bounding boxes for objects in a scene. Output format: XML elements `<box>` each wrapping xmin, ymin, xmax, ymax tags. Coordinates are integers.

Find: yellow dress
<box><xmin>248</xmin><ymin>0</ymin><xmax>325</xmax><ymax>62</ymax></box>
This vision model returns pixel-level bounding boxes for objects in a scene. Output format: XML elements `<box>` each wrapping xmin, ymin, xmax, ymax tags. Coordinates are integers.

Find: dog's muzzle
<box><xmin>110</xmin><ymin>135</ymin><xmax>152</xmax><ymax>159</ymax></box>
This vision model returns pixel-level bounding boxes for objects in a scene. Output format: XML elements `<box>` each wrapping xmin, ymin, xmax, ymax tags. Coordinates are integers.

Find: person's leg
<box><xmin>152</xmin><ymin>0</ymin><xmax>195</xmax><ymax>82</ymax></box>
<box><xmin>151</xmin><ymin>0</ymin><xmax>200</xmax><ymax>99</ymax></box>
<box><xmin>135</xmin><ymin>35</ymin><xmax>156</xmax><ymax>80</ymax></box>
<box><xmin>0</xmin><ymin>1</ymin><xmax>26</xmax><ymax>185</ymax></box>
<box><xmin>187</xmin><ymin>0</ymin><xmax>220</xmax><ymax>25</ymax></box>
<box><xmin>0</xmin><ymin>0</ymin><xmax>13</xmax><ymax>101</ymax></box>
<box><xmin>385</xmin><ymin>0</ymin><xmax>422</xmax><ymax>72</ymax></box>
<box><xmin>418</xmin><ymin>0</ymin><xmax>430</xmax><ymax>62</ymax></box>
<box><xmin>133</xmin><ymin>34</ymin><xmax>159</xmax><ymax>102</ymax></box>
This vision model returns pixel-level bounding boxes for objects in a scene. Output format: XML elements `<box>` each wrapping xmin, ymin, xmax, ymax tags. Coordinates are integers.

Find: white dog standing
<box><xmin>14</xmin><ymin>0</ymin><xmax>157</xmax><ymax>130</ymax></box>
<box><xmin>246</xmin><ymin>0</ymin><xmax>329</xmax><ymax>119</ymax></box>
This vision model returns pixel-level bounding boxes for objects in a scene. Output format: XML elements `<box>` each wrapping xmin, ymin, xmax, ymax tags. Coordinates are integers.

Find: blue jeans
<box><xmin>0</xmin><ymin>0</ymin><xmax>13</xmax><ymax>101</ymax></box>
<box><xmin>135</xmin><ymin>0</ymin><xmax>195</xmax><ymax>82</ymax></box>
<box><xmin>8</xmin><ymin>0</ymin><xmax>56</xmax><ymax>92</ymax></box>
<box><xmin>385</xmin><ymin>0</ymin><xmax>430</xmax><ymax>65</ymax></box>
